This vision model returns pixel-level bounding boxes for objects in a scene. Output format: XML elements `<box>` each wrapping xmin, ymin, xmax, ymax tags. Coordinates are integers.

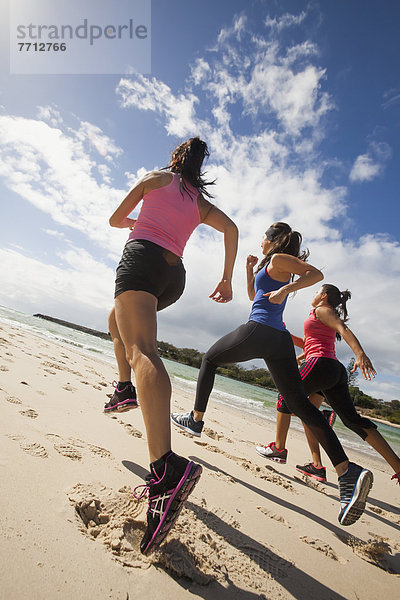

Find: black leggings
<box><xmin>277</xmin><ymin>357</ymin><xmax>377</xmax><ymax>440</ymax></box>
<box><xmin>195</xmin><ymin>321</ymin><xmax>348</xmax><ymax>467</ymax></box>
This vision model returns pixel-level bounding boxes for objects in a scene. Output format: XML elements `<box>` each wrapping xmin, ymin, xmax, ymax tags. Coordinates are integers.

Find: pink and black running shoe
<box><xmin>296</xmin><ymin>462</ymin><xmax>327</xmax><ymax>482</ymax></box>
<box><xmin>104</xmin><ymin>381</ymin><xmax>138</xmax><ymax>413</ymax></box>
<box><xmin>133</xmin><ymin>452</ymin><xmax>202</xmax><ymax>555</ymax></box>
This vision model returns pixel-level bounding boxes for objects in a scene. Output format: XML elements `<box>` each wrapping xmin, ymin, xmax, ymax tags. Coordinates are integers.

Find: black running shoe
<box><xmin>104</xmin><ymin>381</ymin><xmax>138</xmax><ymax>413</ymax></box>
<box><xmin>338</xmin><ymin>462</ymin><xmax>373</xmax><ymax>526</ymax></box>
<box><xmin>170</xmin><ymin>410</ymin><xmax>204</xmax><ymax>437</ymax></box>
<box><xmin>133</xmin><ymin>452</ymin><xmax>202</xmax><ymax>555</ymax></box>
<box><xmin>322</xmin><ymin>409</ymin><xmax>336</xmax><ymax>427</ymax></box>
<box><xmin>296</xmin><ymin>462</ymin><xmax>327</xmax><ymax>482</ymax></box>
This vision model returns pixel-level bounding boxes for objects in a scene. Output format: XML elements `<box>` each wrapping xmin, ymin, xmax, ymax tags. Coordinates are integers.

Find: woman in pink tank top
<box><xmin>259</xmin><ymin>284</ymin><xmax>400</xmax><ymax>486</ymax></box>
<box><xmin>105</xmin><ymin>137</ymin><xmax>238</xmax><ymax>555</ymax></box>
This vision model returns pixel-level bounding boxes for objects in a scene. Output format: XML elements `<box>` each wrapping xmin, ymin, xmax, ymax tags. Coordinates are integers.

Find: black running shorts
<box><xmin>114</xmin><ymin>239</ymin><xmax>186</xmax><ymax>311</ymax></box>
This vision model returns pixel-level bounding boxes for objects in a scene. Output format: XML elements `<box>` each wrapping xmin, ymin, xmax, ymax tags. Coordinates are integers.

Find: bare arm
<box><xmin>291</xmin><ymin>334</ymin><xmax>304</xmax><ymax>348</ymax></box>
<box><xmin>264</xmin><ymin>254</ymin><xmax>323</xmax><ymax>304</ymax></box>
<box><xmin>199</xmin><ymin>196</ymin><xmax>238</xmax><ymax>303</ymax></box>
<box><xmin>109</xmin><ymin>171</ymin><xmax>169</xmax><ymax>229</ymax></box>
<box><xmin>316</xmin><ymin>307</ymin><xmax>376</xmax><ymax>380</ymax></box>
<box><xmin>246</xmin><ymin>255</ymin><xmax>258</xmax><ymax>301</ymax></box>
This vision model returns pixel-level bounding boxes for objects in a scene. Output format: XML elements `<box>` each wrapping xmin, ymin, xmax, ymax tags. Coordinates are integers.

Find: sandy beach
<box><xmin>0</xmin><ymin>320</ymin><xmax>399</xmax><ymax>600</ymax></box>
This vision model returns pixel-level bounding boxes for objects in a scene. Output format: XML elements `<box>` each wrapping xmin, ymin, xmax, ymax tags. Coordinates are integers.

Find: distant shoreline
<box><xmin>33</xmin><ymin>313</ymin><xmax>110</xmax><ymax>340</ymax></box>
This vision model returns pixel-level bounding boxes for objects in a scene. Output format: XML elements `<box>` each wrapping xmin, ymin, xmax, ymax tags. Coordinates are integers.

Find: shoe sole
<box><xmin>255</xmin><ymin>447</ymin><xmax>287</xmax><ymax>464</ymax></box>
<box><xmin>296</xmin><ymin>467</ymin><xmax>327</xmax><ymax>482</ymax></box>
<box><xmin>339</xmin><ymin>470</ymin><xmax>373</xmax><ymax>526</ymax></box>
<box><xmin>141</xmin><ymin>462</ymin><xmax>202</xmax><ymax>555</ymax></box>
<box><xmin>104</xmin><ymin>401</ymin><xmax>138</xmax><ymax>413</ymax></box>
<box><xmin>170</xmin><ymin>416</ymin><xmax>202</xmax><ymax>437</ymax></box>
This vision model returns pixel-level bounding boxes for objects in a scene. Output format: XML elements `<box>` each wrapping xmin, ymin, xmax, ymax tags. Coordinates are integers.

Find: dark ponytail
<box><xmin>256</xmin><ymin>222</ymin><xmax>309</xmax><ymax>278</ymax></box>
<box><xmin>321</xmin><ymin>284</ymin><xmax>351</xmax><ymax>340</ymax></box>
<box><xmin>163</xmin><ymin>137</ymin><xmax>215</xmax><ymax>199</ymax></box>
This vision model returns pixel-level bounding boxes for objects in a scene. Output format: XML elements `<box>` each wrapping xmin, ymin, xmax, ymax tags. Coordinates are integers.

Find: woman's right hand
<box><xmin>352</xmin><ymin>353</ymin><xmax>377</xmax><ymax>381</ymax></box>
<box><xmin>209</xmin><ymin>280</ymin><xmax>233</xmax><ymax>303</ymax></box>
<box><xmin>246</xmin><ymin>255</ymin><xmax>258</xmax><ymax>270</ymax></box>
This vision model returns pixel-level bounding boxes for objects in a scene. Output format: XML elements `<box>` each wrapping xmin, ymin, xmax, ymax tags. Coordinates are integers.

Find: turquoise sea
<box><xmin>1</xmin><ymin>304</ymin><xmax>399</xmax><ymax>463</ymax></box>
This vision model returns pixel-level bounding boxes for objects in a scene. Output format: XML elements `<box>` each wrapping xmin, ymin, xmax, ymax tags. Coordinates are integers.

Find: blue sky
<box><xmin>0</xmin><ymin>0</ymin><xmax>399</xmax><ymax>401</ymax></box>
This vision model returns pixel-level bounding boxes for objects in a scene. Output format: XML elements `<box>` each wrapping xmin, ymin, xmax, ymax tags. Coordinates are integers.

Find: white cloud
<box><xmin>0</xmin><ymin>247</ymin><xmax>114</xmax><ymax>328</ymax></box>
<box><xmin>37</xmin><ymin>105</ymin><xmax>63</xmax><ymax>127</ymax></box>
<box><xmin>350</xmin><ymin>142</ymin><xmax>392</xmax><ymax>183</ymax></box>
<box><xmin>116</xmin><ymin>76</ymin><xmax>199</xmax><ymax>137</ymax></box>
<box><xmin>265</xmin><ymin>11</ymin><xmax>308</xmax><ymax>32</ymax></box>
<box><xmin>76</xmin><ymin>121</ymin><xmax>122</xmax><ymax>161</ymax></box>
<box><xmin>0</xmin><ymin>114</ymin><xmax>128</xmax><ymax>256</ymax></box>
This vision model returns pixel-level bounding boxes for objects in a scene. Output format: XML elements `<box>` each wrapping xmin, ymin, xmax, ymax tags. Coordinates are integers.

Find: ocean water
<box><xmin>1</xmin><ymin>304</ymin><xmax>399</xmax><ymax>463</ymax></box>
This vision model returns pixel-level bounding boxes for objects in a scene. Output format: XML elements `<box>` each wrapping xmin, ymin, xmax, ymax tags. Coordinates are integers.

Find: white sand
<box><xmin>0</xmin><ymin>321</ymin><xmax>399</xmax><ymax>599</ymax></box>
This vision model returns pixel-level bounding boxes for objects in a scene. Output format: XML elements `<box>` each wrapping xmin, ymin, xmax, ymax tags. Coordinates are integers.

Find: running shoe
<box><xmin>338</xmin><ymin>462</ymin><xmax>373</xmax><ymax>526</ymax></box>
<box><xmin>104</xmin><ymin>381</ymin><xmax>138</xmax><ymax>413</ymax></box>
<box><xmin>322</xmin><ymin>408</ymin><xmax>337</xmax><ymax>427</ymax></box>
<box><xmin>296</xmin><ymin>462</ymin><xmax>327</xmax><ymax>482</ymax></box>
<box><xmin>391</xmin><ymin>471</ymin><xmax>400</xmax><ymax>485</ymax></box>
<box><xmin>255</xmin><ymin>442</ymin><xmax>288</xmax><ymax>464</ymax></box>
<box><xmin>170</xmin><ymin>410</ymin><xmax>204</xmax><ymax>437</ymax></box>
<box><xmin>133</xmin><ymin>452</ymin><xmax>202</xmax><ymax>555</ymax></box>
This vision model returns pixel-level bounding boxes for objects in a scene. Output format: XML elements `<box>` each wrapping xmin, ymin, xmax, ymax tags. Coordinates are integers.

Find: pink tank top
<box><xmin>303</xmin><ymin>308</ymin><xmax>337</xmax><ymax>360</ymax></box>
<box><xmin>128</xmin><ymin>172</ymin><xmax>201</xmax><ymax>257</ymax></box>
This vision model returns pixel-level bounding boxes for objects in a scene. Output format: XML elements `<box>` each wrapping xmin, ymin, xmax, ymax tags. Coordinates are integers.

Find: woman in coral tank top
<box><xmin>108</xmin><ymin>137</ymin><xmax>238</xmax><ymax>555</ymax></box>
<box><xmin>257</xmin><ymin>284</ymin><xmax>400</xmax><ymax>487</ymax></box>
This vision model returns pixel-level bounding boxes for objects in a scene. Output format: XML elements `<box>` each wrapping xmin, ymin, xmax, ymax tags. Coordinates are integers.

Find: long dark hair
<box><xmin>256</xmin><ymin>222</ymin><xmax>309</xmax><ymax>277</ymax></box>
<box><xmin>163</xmin><ymin>137</ymin><xmax>215</xmax><ymax>199</ymax></box>
<box><xmin>321</xmin><ymin>283</ymin><xmax>351</xmax><ymax>340</ymax></box>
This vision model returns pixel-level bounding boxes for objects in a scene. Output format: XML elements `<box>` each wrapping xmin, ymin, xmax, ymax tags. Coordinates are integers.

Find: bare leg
<box><xmin>364</xmin><ymin>428</ymin><xmax>400</xmax><ymax>473</ymax></box>
<box><xmin>193</xmin><ymin>410</ymin><xmax>204</xmax><ymax>421</ymax></box>
<box><xmin>115</xmin><ymin>290</ymin><xmax>171</xmax><ymax>463</ymax></box>
<box><xmin>108</xmin><ymin>307</ymin><xmax>131</xmax><ymax>382</ymax></box>
<box><xmin>275</xmin><ymin>411</ymin><xmax>291</xmax><ymax>450</ymax></box>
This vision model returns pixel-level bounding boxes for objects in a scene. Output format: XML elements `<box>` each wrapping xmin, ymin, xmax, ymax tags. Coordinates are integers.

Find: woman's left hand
<box><xmin>209</xmin><ymin>280</ymin><xmax>233</xmax><ymax>303</ymax></box>
<box><xmin>263</xmin><ymin>288</ymin><xmax>288</xmax><ymax>304</ymax></box>
<box><xmin>352</xmin><ymin>353</ymin><xmax>377</xmax><ymax>381</ymax></box>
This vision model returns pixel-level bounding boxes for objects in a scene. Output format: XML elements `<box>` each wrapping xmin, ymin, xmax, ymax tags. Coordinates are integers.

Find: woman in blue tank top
<box><xmin>172</xmin><ymin>222</ymin><xmax>375</xmax><ymax>527</ymax></box>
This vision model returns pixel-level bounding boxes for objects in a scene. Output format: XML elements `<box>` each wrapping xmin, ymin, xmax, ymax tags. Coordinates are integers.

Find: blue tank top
<box><xmin>249</xmin><ymin>263</ymin><xmax>289</xmax><ymax>331</ymax></box>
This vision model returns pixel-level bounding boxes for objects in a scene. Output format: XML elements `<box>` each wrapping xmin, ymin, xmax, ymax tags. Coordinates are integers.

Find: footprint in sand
<box><xmin>203</xmin><ymin>427</ymin><xmax>233</xmax><ymax>443</ymax></box>
<box><xmin>19</xmin><ymin>441</ymin><xmax>49</xmax><ymax>459</ymax></box>
<box><xmin>5</xmin><ymin>395</ymin><xmax>22</xmax><ymax>405</ymax></box>
<box><xmin>68</xmin><ymin>482</ymin><xmax>292</xmax><ymax>594</ymax></box>
<box><xmin>0</xmin><ymin>365</ymin><xmax>10</xmax><ymax>371</ymax></box>
<box><xmin>6</xmin><ymin>435</ymin><xmax>48</xmax><ymax>459</ymax></box>
<box><xmin>54</xmin><ymin>444</ymin><xmax>82</xmax><ymax>461</ymax></box>
<box><xmin>88</xmin><ymin>444</ymin><xmax>113</xmax><ymax>459</ymax></box>
<box><xmin>68</xmin><ymin>482</ymin><xmax>150</xmax><ymax>569</ymax></box>
<box><xmin>62</xmin><ymin>384</ymin><xmax>76</xmax><ymax>392</ymax></box>
<box><xmin>118</xmin><ymin>421</ymin><xmax>143</xmax><ymax>438</ymax></box>
<box><xmin>300</xmin><ymin>536</ymin><xmax>346</xmax><ymax>563</ymax></box>
<box><xmin>46</xmin><ymin>434</ymin><xmax>83</xmax><ymax>461</ymax></box>
<box><xmin>45</xmin><ymin>434</ymin><xmax>113</xmax><ymax>461</ymax></box>
<box><xmin>335</xmin><ymin>531</ymin><xmax>399</xmax><ymax>573</ymax></box>
<box><xmin>19</xmin><ymin>409</ymin><xmax>38</xmax><ymax>419</ymax></box>
<box><xmin>257</xmin><ymin>506</ymin><xmax>291</xmax><ymax>528</ymax></box>
<box><xmin>192</xmin><ymin>439</ymin><xmax>295</xmax><ymax>493</ymax></box>
<box><xmin>294</xmin><ymin>475</ymin><xmax>328</xmax><ymax>495</ymax></box>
